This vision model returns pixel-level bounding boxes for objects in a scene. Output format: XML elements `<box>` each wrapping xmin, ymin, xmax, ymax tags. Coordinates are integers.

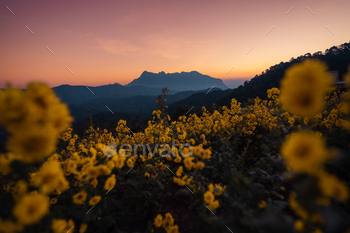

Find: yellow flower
<box><xmin>50</xmin><ymin>198</ymin><xmax>58</xmax><ymax>205</ymax></box>
<box><xmin>126</xmin><ymin>157</ymin><xmax>135</xmax><ymax>168</ymax></box>
<box><xmin>33</xmin><ymin>160</ymin><xmax>68</xmax><ymax>194</ymax></box>
<box><xmin>183</xmin><ymin>157</ymin><xmax>194</xmax><ymax>171</ymax></box>
<box><xmin>145</xmin><ymin>172</ymin><xmax>150</xmax><ymax>178</ymax></box>
<box><xmin>85</xmin><ymin>166</ymin><xmax>101</xmax><ymax>180</ymax></box>
<box><xmin>280</xmin><ymin>131</ymin><xmax>329</xmax><ymax>173</ymax></box>
<box><xmin>175</xmin><ymin>166</ymin><xmax>183</xmax><ymax>177</ymax></box>
<box><xmin>104</xmin><ymin>174</ymin><xmax>116</xmax><ymax>191</ymax></box>
<box><xmin>207</xmin><ymin>200</ymin><xmax>220</xmax><ymax>210</ymax></box>
<box><xmin>45</xmin><ymin>103</ymin><xmax>73</xmax><ymax>134</ymax></box>
<box><xmin>162</xmin><ymin>213</ymin><xmax>174</xmax><ymax>228</ymax></box>
<box><xmin>79</xmin><ymin>223</ymin><xmax>88</xmax><ymax>233</ymax></box>
<box><xmin>12</xmin><ymin>180</ymin><xmax>28</xmax><ymax>198</ymax></box>
<box><xmin>289</xmin><ymin>192</ymin><xmax>308</xmax><ymax>219</ymax></box>
<box><xmin>13</xmin><ymin>192</ymin><xmax>50</xmax><ymax>225</ymax></box>
<box><xmin>139</xmin><ymin>155</ymin><xmax>146</xmax><ymax>162</ymax></box>
<box><xmin>213</xmin><ymin>184</ymin><xmax>225</xmax><ymax>195</ymax></box>
<box><xmin>0</xmin><ymin>154</ymin><xmax>14</xmax><ymax>175</ymax></box>
<box><xmin>208</xmin><ymin>183</ymin><xmax>214</xmax><ymax>192</ymax></box>
<box><xmin>25</xmin><ymin>83</ymin><xmax>59</xmax><ymax>113</ymax></box>
<box><xmin>102</xmin><ymin>143</ymin><xmax>117</xmax><ymax>158</ymax></box>
<box><xmin>0</xmin><ymin>87</ymin><xmax>35</xmax><ymax>131</ymax></box>
<box><xmin>280</xmin><ymin>60</ymin><xmax>332</xmax><ymax>117</ymax></box>
<box><xmin>72</xmin><ymin>190</ymin><xmax>87</xmax><ymax>204</ymax></box>
<box><xmin>174</xmin><ymin>156</ymin><xmax>182</xmax><ymax>163</ymax></box>
<box><xmin>294</xmin><ymin>220</ymin><xmax>304</xmax><ymax>232</ymax></box>
<box><xmin>170</xmin><ymin>146</ymin><xmax>179</xmax><ymax>157</ymax></box>
<box><xmin>0</xmin><ymin>218</ymin><xmax>23</xmax><ymax>233</ymax></box>
<box><xmin>51</xmin><ymin>219</ymin><xmax>74</xmax><ymax>233</ymax></box>
<box><xmin>193</xmin><ymin>146</ymin><xmax>203</xmax><ymax>156</ymax></box>
<box><xmin>201</xmin><ymin>149</ymin><xmax>211</xmax><ymax>160</ymax></box>
<box><xmin>112</xmin><ymin>155</ymin><xmax>126</xmax><ymax>169</ymax></box>
<box><xmin>154</xmin><ymin>214</ymin><xmax>163</xmax><ymax>228</ymax></box>
<box><xmin>147</xmin><ymin>153</ymin><xmax>153</xmax><ymax>160</ymax></box>
<box><xmin>90</xmin><ymin>178</ymin><xmax>98</xmax><ymax>188</ymax></box>
<box><xmin>317</xmin><ymin>171</ymin><xmax>348</xmax><ymax>202</ymax></box>
<box><xmin>182</xmin><ymin>175</ymin><xmax>192</xmax><ymax>186</ymax></box>
<box><xmin>7</xmin><ymin>125</ymin><xmax>58</xmax><ymax>162</ymax></box>
<box><xmin>89</xmin><ymin>195</ymin><xmax>101</xmax><ymax>206</ymax></box>
<box><xmin>67</xmin><ymin>160</ymin><xmax>77</xmax><ymax>173</ymax></box>
<box><xmin>173</xmin><ymin>177</ymin><xmax>186</xmax><ymax>186</ymax></box>
<box><xmin>258</xmin><ymin>200</ymin><xmax>266</xmax><ymax>208</ymax></box>
<box><xmin>166</xmin><ymin>225</ymin><xmax>179</xmax><ymax>233</ymax></box>
<box><xmin>51</xmin><ymin>219</ymin><xmax>67</xmax><ymax>233</ymax></box>
<box><xmin>203</xmin><ymin>191</ymin><xmax>215</xmax><ymax>204</ymax></box>
<box><xmin>181</xmin><ymin>147</ymin><xmax>192</xmax><ymax>157</ymax></box>
<box><xmin>193</xmin><ymin>161</ymin><xmax>205</xmax><ymax>170</ymax></box>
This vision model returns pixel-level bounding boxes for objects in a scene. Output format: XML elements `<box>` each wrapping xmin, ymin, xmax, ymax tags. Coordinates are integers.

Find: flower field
<box><xmin>0</xmin><ymin>60</ymin><xmax>350</xmax><ymax>233</ymax></box>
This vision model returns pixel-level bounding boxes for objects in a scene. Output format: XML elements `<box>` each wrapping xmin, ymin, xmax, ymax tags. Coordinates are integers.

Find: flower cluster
<box><xmin>279</xmin><ymin>60</ymin><xmax>350</xmax><ymax>232</ymax></box>
<box><xmin>154</xmin><ymin>213</ymin><xmax>179</xmax><ymax>233</ymax></box>
<box><xmin>0</xmin><ymin>61</ymin><xmax>349</xmax><ymax>233</ymax></box>
<box><xmin>203</xmin><ymin>183</ymin><xmax>225</xmax><ymax>210</ymax></box>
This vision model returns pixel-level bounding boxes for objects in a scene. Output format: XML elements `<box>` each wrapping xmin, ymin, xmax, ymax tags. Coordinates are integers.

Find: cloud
<box><xmin>88</xmin><ymin>32</ymin><xmax>212</xmax><ymax>59</ymax></box>
<box><xmin>142</xmin><ymin>33</ymin><xmax>212</xmax><ymax>59</ymax></box>
<box><xmin>95</xmin><ymin>38</ymin><xmax>142</xmax><ymax>55</ymax></box>
<box><xmin>142</xmin><ymin>34</ymin><xmax>183</xmax><ymax>59</ymax></box>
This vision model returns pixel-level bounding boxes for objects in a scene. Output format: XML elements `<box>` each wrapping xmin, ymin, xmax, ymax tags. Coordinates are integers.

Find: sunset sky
<box><xmin>1</xmin><ymin>0</ymin><xmax>349</xmax><ymax>88</ymax></box>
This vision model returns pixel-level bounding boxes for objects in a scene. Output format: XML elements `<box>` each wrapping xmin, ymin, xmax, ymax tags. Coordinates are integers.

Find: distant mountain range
<box><xmin>126</xmin><ymin>71</ymin><xmax>229</xmax><ymax>91</ymax></box>
<box><xmin>51</xmin><ymin>71</ymin><xmax>229</xmax><ymax>121</ymax></box>
<box><xmin>53</xmin><ymin>40</ymin><xmax>350</xmax><ymax>125</ymax></box>
<box><xmin>53</xmin><ymin>71</ymin><xmax>228</xmax><ymax>105</ymax></box>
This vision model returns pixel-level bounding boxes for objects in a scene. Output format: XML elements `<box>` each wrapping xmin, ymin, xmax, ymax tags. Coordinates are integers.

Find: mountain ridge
<box><xmin>52</xmin><ymin>71</ymin><xmax>228</xmax><ymax>105</ymax></box>
<box><xmin>126</xmin><ymin>70</ymin><xmax>229</xmax><ymax>91</ymax></box>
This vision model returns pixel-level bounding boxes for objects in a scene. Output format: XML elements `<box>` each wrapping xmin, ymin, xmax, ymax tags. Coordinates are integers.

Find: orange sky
<box><xmin>1</xmin><ymin>0</ymin><xmax>349</xmax><ymax>88</ymax></box>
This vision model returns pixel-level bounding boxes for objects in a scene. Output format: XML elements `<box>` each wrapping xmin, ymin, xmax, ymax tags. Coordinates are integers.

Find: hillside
<box><xmin>167</xmin><ymin>88</ymin><xmax>232</xmax><ymax>117</ymax></box>
<box><xmin>214</xmin><ymin>41</ymin><xmax>350</xmax><ymax>106</ymax></box>
<box><xmin>158</xmin><ymin>41</ymin><xmax>350</xmax><ymax>117</ymax></box>
<box><xmin>69</xmin><ymin>89</ymin><xmax>210</xmax><ymax>121</ymax></box>
<box><xmin>126</xmin><ymin>71</ymin><xmax>229</xmax><ymax>91</ymax></box>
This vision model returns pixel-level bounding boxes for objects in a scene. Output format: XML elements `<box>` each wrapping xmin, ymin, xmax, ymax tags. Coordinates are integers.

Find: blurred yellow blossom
<box><xmin>13</xmin><ymin>192</ymin><xmax>50</xmax><ymax>225</ymax></box>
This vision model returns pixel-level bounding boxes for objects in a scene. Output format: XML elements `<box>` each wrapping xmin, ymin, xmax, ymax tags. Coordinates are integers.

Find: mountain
<box><xmin>167</xmin><ymin>88</ymin><xmax>232</xmax><ymax>117</ymax></box>
<box><xmin>126</xmin><ymin>71</ymin><xmax>229</xmax><ymax>91</ymax></box>
<box><xmin>53</xmin><ymin>83</ymin><xmax>177</xmax><ymax>105</ymax></box>
<box><xmin>57</xmin><ymin>39</ymin><xmax>350</xmax><ymax>125</ymax></box>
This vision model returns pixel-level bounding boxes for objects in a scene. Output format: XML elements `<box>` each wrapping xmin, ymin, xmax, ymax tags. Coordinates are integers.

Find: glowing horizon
<box><xmin>1</xmin><ymin>0</ymin><xmax>350</xmax><ymax>88</ymax></box>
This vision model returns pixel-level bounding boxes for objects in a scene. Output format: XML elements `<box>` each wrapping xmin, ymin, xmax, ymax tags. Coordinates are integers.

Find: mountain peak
<box><xmin>127</xmin><ymin>71</ymin><xmax>229</xmax><ymax>91</ymax></box>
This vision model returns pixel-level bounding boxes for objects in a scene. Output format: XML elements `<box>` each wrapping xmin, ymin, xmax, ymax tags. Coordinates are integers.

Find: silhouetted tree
<box><xmin>156</xmin><ymin>87</ymin><xmax>169</xmax><ymax>119</ymax></box>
